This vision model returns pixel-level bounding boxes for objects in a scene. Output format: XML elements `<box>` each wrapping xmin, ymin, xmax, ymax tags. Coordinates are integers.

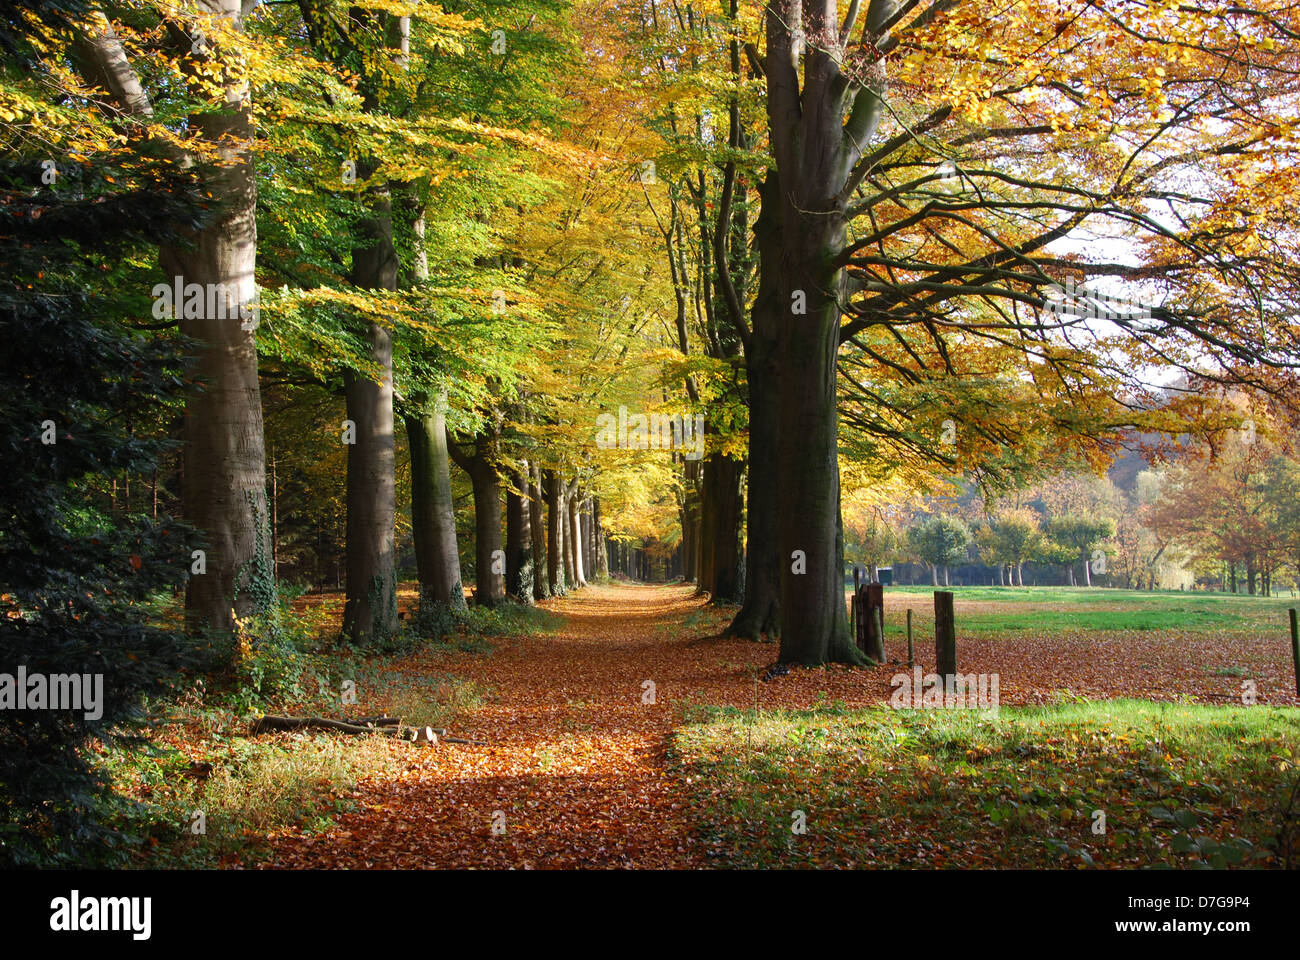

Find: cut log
<box><xmin>250</xmin><ymin>715</ymin><xmax>380</xmax><ymax>736</ymax></box>
<box><xmin>248</xmin><ymin>715</ymin><xmax>484</xmax><ymax>744</ymax></box>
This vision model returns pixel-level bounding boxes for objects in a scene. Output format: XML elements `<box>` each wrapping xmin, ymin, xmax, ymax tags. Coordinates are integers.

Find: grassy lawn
<box><xmin>674</xmin><ymin>699</ymin><xmax>1300</xmax><ymax>869</ymax></box>
<box><xmin>851</xmin><ymin>585</ymin><xmax>1300</xmax><ymax>637</ymax></box>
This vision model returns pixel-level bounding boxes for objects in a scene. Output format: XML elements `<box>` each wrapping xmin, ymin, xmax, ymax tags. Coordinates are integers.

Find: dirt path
<box><xmin>263</xmin><ymin>583</ymin><xmax>720</xmax><ymax>869</ymax></box>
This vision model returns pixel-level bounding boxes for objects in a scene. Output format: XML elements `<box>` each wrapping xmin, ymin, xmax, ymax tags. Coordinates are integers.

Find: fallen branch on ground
<box><xmin>248</xmin><ymin>715</ymin><xmax>486</xmax><ymax>744</ymax></box>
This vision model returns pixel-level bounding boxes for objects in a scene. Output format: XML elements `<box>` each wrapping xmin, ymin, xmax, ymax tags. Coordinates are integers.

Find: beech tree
<box><xmin>753</xmin><ymin>0</ymin><xmax>1300</xmax><ymax>662</ymax></box>
<box><xmin>74</xmin><ymin>0</ymin><xmax>267</xmax><ymax>638</ymax></box>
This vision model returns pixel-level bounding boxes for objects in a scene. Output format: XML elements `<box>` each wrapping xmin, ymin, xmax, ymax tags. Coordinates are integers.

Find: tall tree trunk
<box><xmin>79</xmin><ymin>3</ymin><xmax>267</xmax><ymax>638</ymax></box>
<box><xmin>403</xmin><ymin>185</ymin><xmax>464</xmax><ymax>614</ymax></box>
<box><xmin>568</xmin><ymin>482</ymin><xmax>586</xmax><ymax>586</ymax></box>
<box><xmin>695</xmin><ymin>459</ymin><xmax>715</xmax><ymax>597</ymax></box>
<box><xmin>766</xmin><ymin>0</ymin><xmax>879</xmax><ymax>665</ymax></box>
<box><xmin>704</xmin><ymin>452</ymin><xmax>744</xmax><ymax>603</ymax></box>
<box><xmin>580</xmin><ymin>498</ymin><xmax>594</xmax><ymax>581</ymax></box>
<box><xmin>560</xmin><ymin>482</ymin><xmax>574</xmax><ymax>586</ymax></box>
<box><xmin>470</xmin><ymin>460</ymin><xmax>504</xmax><ymax>606</ymax></box>
<box><xmin>506</xmin><ymin>466</ymin><xmax>532</xmax><ymax>602</ymax></box>
<box><xmin>529</xmin><ymin>462</ymin><xmax>548</xmax><ymax>600</ymax></box>
<box><xmin>728</xmin><ymin>173</ymin><xmax>783</xmax><ymax>641</ymax></box>
<box><xmin>681</xmin><ymin>460</ymin><xmax>701</xmax><ymax>582</ymax></box>
<box><xmin>342</xmin><ymin>162</ymin><xmax>398</xmax><ymax>644</ymax></box>
<box><xmin>545</xmin><ymin>469</ymin><xmax>564</xmax><ymax>594</ymax></box>
<box><xmin>405</xmin><ymin>401</ymin><xmax>466</xmax><ymax>612</ymax></box>
<box><xmin>448</xmin><ymin>434</ymin><xmax>505</xmax><ymax>607</ymax></box>
<box><xmin>680</xmin><ymin>496</ymin><xmax>696</xmax><ymax>582</ymax></box>
<box><xmin>593</xmin><ymin>497</ymin><xmax>609</xmax><ymax>578</ymax></box>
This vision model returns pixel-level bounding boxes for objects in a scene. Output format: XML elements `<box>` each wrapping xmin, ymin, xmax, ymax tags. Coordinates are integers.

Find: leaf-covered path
<box><xmin>258</xmin><ymin>583</ymin><xmax>1298</xmax><ymax>869</ymax></box>
<box><xmin>262</xmin><ymin>583</ymin><xmax>715</xmax><ymax>869</ymax></box>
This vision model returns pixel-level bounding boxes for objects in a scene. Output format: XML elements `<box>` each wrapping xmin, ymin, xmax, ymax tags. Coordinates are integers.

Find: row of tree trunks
<box><xmin>613</xmin><ymin>537</ymin><xmax>652</xmax><ymax>581</ymax></box>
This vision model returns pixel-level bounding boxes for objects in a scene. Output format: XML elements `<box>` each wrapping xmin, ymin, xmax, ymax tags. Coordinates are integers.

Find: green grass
<box><xmin>103</xmin><ymin>651</ymin><xmax>492</xmax><ymax>868</ymax></box>
<box><xmin>106</xmin><ymin>730</ymin><xmax>399</xmax><ymax>868</ymax></box>
<box><xmin>674</xmin><ymin>699</ymin><xmax>1300</xmax><ymax>869</ymax></box>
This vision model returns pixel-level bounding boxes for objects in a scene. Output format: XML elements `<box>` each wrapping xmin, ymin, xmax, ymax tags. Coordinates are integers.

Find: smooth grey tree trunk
<box><xmin>342</xmin><ymin>159</ymin><xmax>399</xmax><ymax>644</ymax></box>
<box><xmin>448</xmin><ymin>431</ymin><xmax>505</xmax><ymax>607</ymax></box>
<box><xmin>545</xmin><ymin>469</ymin><xmax>564</xmax><ymax>594</ymax></box>
<box><xmin>402</xmin><ymin>191</ymin><xmax>464</xmax><ymax>613</ymax></box>
<box><xmin>405</xmin><ymin>398</ymin><xmax>465</xmax><ymax>611</ymax></box>
<box><xmin>593</xmin><ymin>497</ymin><xmax>609</xmax><ymax>578</ymax></box>
<box><xmin>77</xmin><ymin>2</ymin><xmax>268</xmax><ymax>639</ymax></box>
<box><xmin>568</xmin><ymin>482</ymin><xmax>586</xmax><ymax>586</ymax></box>
<box><xmin>530</xmin><ymin>462</ymin><xmax>548</xmax><ymax>600</ymax></box>
<box><xmin>506</xmin><ymin>466</ymin><xmax>533</xmax><ymax>602</ymax></box>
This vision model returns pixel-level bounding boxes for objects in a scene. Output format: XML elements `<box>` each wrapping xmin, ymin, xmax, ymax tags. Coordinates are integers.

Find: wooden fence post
<box><xmin>935</xmin><ymin>590</ymin><xmax>956</xmax><ymax>676</ymax></box>
<box><xmin>851</xmin><ymin>566</ymin><xmax>862</xmax><ymax>652</ymax></box>
<box><xmin>1290</xmin><ymin>608</ymin><xmax>1299</xmax><ymax>697</ymax></box>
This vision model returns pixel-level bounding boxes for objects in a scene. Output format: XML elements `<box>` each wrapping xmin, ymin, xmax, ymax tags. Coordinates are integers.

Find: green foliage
<box><xmin>230</xmin><ymin>585</ymin><xmax>318</xmax><ymax>710</ymax></box>
<box><xmin>1048</xmin><ymin>515</ymin><xmax>1116</xmax><ymax>556</ymax></box>
<box><xmin>458</xmin><ymin>602</ymin><xmax>564</xmax><ymax>643</ymax></box>
<box><xmin>411</xmin><ymin>593</ymin><xmax>465</xmax><ymax>644</ymax></box>
<box><xmin>907</xmin><ymin>515</ymin><xmax>973</xmax><ymax>570</ymax></box>
<box><xmin>1148</xmin><ymin>804</ymin><xmax>1269</xmax><ymax>869</ymax></box>
<box><xmin>0</xmin><ymin>148</ymin><xmax>206</xmax><ymax>866</ymax></box>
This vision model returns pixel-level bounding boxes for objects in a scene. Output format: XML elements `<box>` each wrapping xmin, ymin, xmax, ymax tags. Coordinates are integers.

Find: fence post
<box><xmin>1290</xmin><ymin>608</ymin><xmax>1299</xmax><ymax>697</ymax></box>
<box><xmin>935</xmin><ymin>590</ymin><xmax>956</xmax><ymax>677</ymax></box>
